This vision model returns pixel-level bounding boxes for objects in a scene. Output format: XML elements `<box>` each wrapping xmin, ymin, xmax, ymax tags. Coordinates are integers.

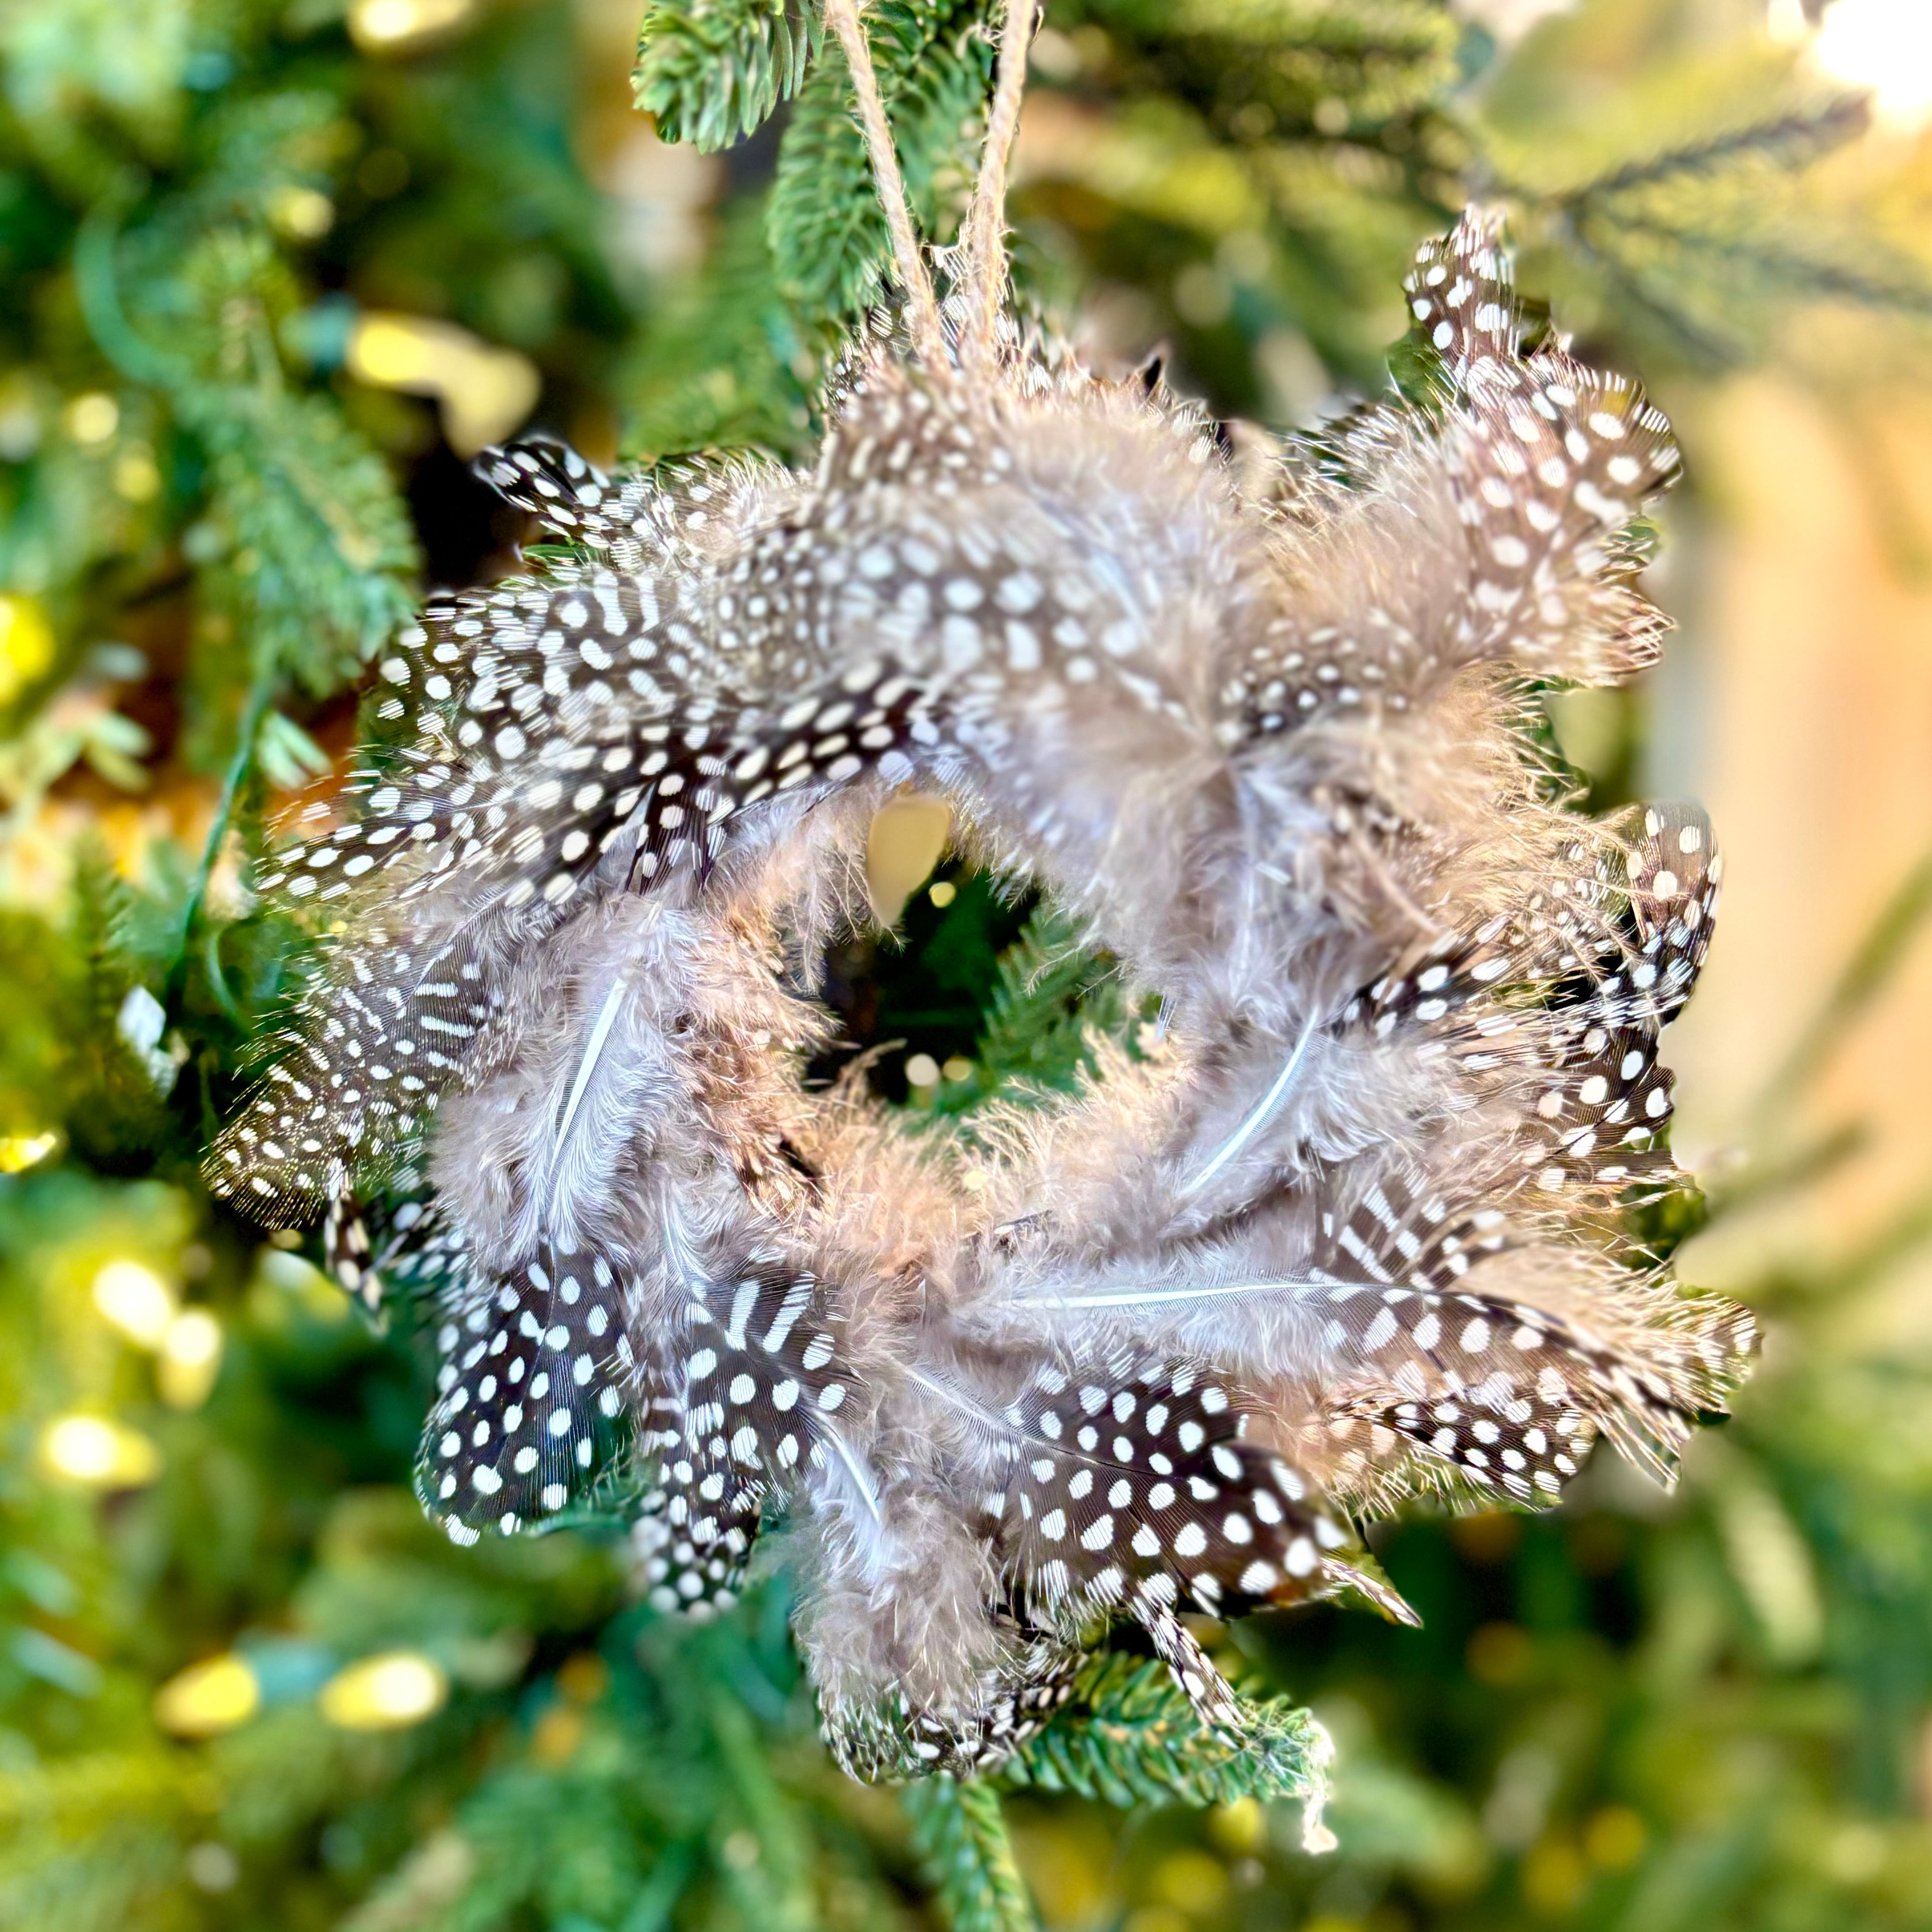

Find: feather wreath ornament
<box><xmin>207</xmin><ymin>0</ymin><xmax>1754</xmax><ymax>1781</ymax></box>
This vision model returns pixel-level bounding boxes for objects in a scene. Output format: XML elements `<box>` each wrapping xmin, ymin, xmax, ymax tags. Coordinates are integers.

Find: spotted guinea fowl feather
<box><xmin>208</xmin><ymin>152</ymin><xmax>1750</xmax><ymax>1783</ymax></box>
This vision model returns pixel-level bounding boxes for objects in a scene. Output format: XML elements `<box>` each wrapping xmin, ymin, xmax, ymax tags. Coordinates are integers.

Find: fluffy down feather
<box><xmin>208</xmin><ymin>206</ymin><xmax>1751</xmax><ymax>1779</ymax></box>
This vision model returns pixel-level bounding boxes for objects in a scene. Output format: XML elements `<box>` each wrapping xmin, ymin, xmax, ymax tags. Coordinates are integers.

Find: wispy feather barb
<box><xmin>209</xmin><ymin>55</ymin><xmax>1750</xmax><ymax>1781</ymax></box>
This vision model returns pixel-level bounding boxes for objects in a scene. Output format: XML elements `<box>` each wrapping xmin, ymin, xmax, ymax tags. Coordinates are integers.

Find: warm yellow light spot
<box><xmin>154</xmin><ymin>1655</ymin><xmax>260</xmax><ymax>1737</ymax></box>
<box><xmin>940</xmin><ymin>1055</ymin><xmax>974</xmax><ymax>1083</ymax></box>
<box><xmin>1152</xmin><ymin>1848</ymin><xmax>1229</xmax><ymax>1913</ymax></box>
<box><xmin>64</xmin><ymin>392</ymin><xmax>119</xmax><ymax>445</ymax></box>
<box><xmin>1823</xmin><ymin>1822</ymin><xmax>1889</xmax><ymax>1883</ymax></box>
<box><xmin>1172</xmin><ymin>260</ymin><xmax>1232</xmax><ymax>328</ymax></box>
<box><xmin>347</xmin><ymin>313</ymin><xmax>540</xmax><ymax>456</ymax></box>
<box><xmin>1208</xmin><ymin>1795</ymin><xmax>1266</xmax><ymax>1856</ymax></box>
<box><xmin>554</xmin><ymin>1651</ymin><xmax>610</xmax><ymax>1705</ymax></box>
<box><xmin>42</xmin><ymin>1414</ymin><xmax>162</xmax><ymax>1487</ymax></box>
<box><xmin>184</xmin><ymin>1841</ymin><xmax>240</xmax><ymax>1892</ymax></box>
<box><xmin>0</xmin><ymin>594</ymin><xmax>55</xmax><ymax>703</ymax></box>
<box><xmin>348</xmin><ymin>313</ymin><xmax>451</xmax><ymax>386</ymax></box>
<box><xmin>1466</xmin><ymin>1619</ymin><xmax>1532</xmax><ymax>1685</ymax></box>
<box><xmin>1521</xmin><ymin>1835</ymin><xmax>1588</xmax><ymax>1913</ymax></box>
<box><xmin>1450</xmin><ymin>1508</ymin><xmax>1523</xmax><ymax>1564</ymax></box>
<box><xmin>904</xmin><ymin>1053</ymin><xmax>940</xmax><ymax>1090</ymax></box>
<box><xmin>529</xmin><ymin>1703</ymin><xmax>586</xmax><ymax>1764</ymax></box>
<box><xmin>0</xmin><ymin>1130</ymin><xmax>58</xmax><ymax>1173</ymax></box>
<box><xmin>92</xmin><ymin>1258</ymin><xmax>177</xmax><ymax>1348</ymax></box>
<box><xmin>319</xmin><ymin>1650</ymin><xmax>448</xmax><ymax>1729</ymax></box>
<box><xmin>349</xmin><ymin>0</ymin><xmax>474</xmax><ymax>49</ymax></box>
<box><xmin>111</xmin><ymin>449</ymin><xmax>161</xmax><ymax>502</ymax></box>
<box><xmin>1583</xmin><ymin>1804</ymin><xmax>1647</xmax><ymax>1870</ymax></box>
<box><xmin>0</xmin><ymin>373</ymin><xmax>39</xmax><ymax>460</ymax></box>
<box><xmin>268</xmin><ymin>185</ymin><xmax>335</xmax><ymax>240</ymax></box>
<box><xmin>1808</xmin><ymin>0</ymin><xmax>1932</xmax><ymax>129</ymax></box>
<box><xmin>159</xmin><ymin>1309</ymin><xmax>223</xmax><ymax>1409</ymax></box>
<box><xmin>866</xmin><ymin>794</ymin><xmax>952</xmax><ymax>925</ymax></box>
<box><xmin>928</xmin><ymin>878</ymin><xmax>956</xmax><ymax>908</ymax></box>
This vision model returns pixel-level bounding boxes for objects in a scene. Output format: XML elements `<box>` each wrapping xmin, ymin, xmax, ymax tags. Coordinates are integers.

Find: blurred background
<box><xmin>2</xmin><ymin>0</ymin><xmax>1932</xmax><ymax>1926</ymax></box>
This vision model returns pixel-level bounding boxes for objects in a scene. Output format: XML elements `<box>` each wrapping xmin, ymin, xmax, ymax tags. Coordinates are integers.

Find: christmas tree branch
<box><xmin>71</xmin><ymin>183</ymin><xmax>182</xmax><ymax>391</ymax></box>
<box><xmin>1557</xmin><ymin>94</ymin><xmax>1869</xmax><ymax>203</ymax></box>
<box><xmin>634</xmin><ymin>0</ymin><xmax>819</xmax><ymax>151</ymax></box>
<box><xmin>1002</xmin><ymin>1654</ymin><xmax>1333</xmax><ymax>1819</ymax></box>
<box><xmin>903</xmin><ymin>1777</ymin><xmax>1038</xmax><ymax>1932</ymax></box>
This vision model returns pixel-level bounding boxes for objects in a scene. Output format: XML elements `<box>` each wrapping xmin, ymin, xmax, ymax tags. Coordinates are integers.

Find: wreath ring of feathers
<box><xmin>208</xmin><ymin>0</ymin><xmax>1755</xmax><ymax>1781</ymax></box>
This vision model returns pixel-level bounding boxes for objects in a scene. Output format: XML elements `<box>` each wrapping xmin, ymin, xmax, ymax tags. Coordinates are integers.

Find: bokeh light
<box><xmin>154</xmin><ymin>1657</ymin><xmax>261</xmax><ymax>1738</ymax></box>
<box><xmin>41</xmin><ymin>1414</ymin><xmax>161</xmax><ymax>1488</ymax></box>
<box><xmin>91</xmin><ymin>1258</ymin><xmax>176</xmax><ymax>1348</ymax></box>
<box><xmin>319</xmin><ymin>1652</ymin><xmax>449</xmax><ymax>1730</ymax></box>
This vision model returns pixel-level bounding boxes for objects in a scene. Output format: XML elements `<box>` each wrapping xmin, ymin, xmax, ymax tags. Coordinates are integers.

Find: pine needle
<box><xmin>903</xmin><ymin>1778</ymin><xmax>1038</xmax><ymax>1932</ymax></box>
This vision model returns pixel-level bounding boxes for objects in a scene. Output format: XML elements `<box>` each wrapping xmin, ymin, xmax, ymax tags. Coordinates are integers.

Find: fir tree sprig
<box><xmin>621</xmin><ymin>201</ymin><xmax>817</xmax><ymax>461</ymax></box>
<box><xmin>903</xmin><ymin>1776</ymin><xmax>1038</xmax><ymax>1932</ymax></box>
<box><xmin>67</xmin><ymin>160</ymin><xmax>419</xmax><ymax>982</ymax></box>
<box><xmin>1003</xmin><ymin>1652</ymin><xmax>1332</xmax><ymax>1814</ymax></box>
<box><xmin>767</xmin><ymin>0</ymin><xmax>994</xmax><ymax>324</ymax></box>
<box><xmin>634</xmin><ymin>0</ymin><xmax>822</xmax><ymax>153</ymax></box>
<box><xmin>968</xmin><ymin>903</ymin><xmax>1141</xmax><ymax>1102</ymax></box>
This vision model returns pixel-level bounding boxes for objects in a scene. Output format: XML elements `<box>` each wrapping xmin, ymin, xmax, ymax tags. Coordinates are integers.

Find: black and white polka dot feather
<box><xmin>825</xmin><ymin>1632</ymin><xmax>1081</xmax><ymax>1780</ymax></box>
<box><xmin>205</xmin><ymin>186</ymin><xmax>1754</xmax><ymax>1785</ymax></box>
<box><xmin>1298</xmin><ymin>1163</ymin><xmax>1753</xmax><ymax>1501</ymax></box>
<box><xmin>1233</xmin><ymin>215</ymin><xmax>1677</xmax><ymax>742</ymax></box>
<box><xmin>324</xmin><ymin>1175</ymin><xmax>461</xmax><ymax>1314</ymax></box>
<box><xmin>972</xmin><ymin>1356</ymin><xmax>1402</xmax><ymax>1629</ymax></box>
<box><xmin>418</xmin><ymin>1239</ymin><xmax>638</xmax><ymax>1543</ymax></box>
<box><xmin>641</xmin><ymin>1262</ymin><xmax>855</xmax><ymax>1612</ymax></box>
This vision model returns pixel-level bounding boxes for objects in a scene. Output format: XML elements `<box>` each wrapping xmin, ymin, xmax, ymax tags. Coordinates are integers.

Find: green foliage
<box><xmin>636</xmin><ymin>0</ymin><xmax>998</xmax><ymax>337</ymax></box>
<box><xmin>0</xmin><ymin>1163</ymin><xmax>901</xmax><ymax>1932</ymax></box>
<box><xmin>634</xmin><ymin>0</ymin><xmax>820</xmax><ymax>154</ymax></box>
<box><xmin>336</xmin><ymin>1591</ymin><xmax>887</xmax><ymax>1932</ymax></box>
<box><xmin>767</xmin><ymin>54</ymin><xmax>896</xmax><ymax>325</ymax></box>
<box><xmin>767</xmin><ymin>0</ymin><xmax>992</xmax><ymax>324</ymax></box>
<box><xmin>67</xmin><ymin>91</ymin><xmax>421</xmax><ymax>740</ymax></box>
<box><xmin>1475</xmin><ymin>15</ymin><xmax>1932</xmax><ymax>371</ymax></box>
<box><xmin>1013</xmin><ymin>0</ymin><xmax>1932</xmax><ymax>406</ymax></box>
<box><xmin>621</xmin><ymin>202</ymin><xmax>817</xmax><ymax>461</ymax></box>
<box><xmin>633</xmin><ymin>0</ymin><xmax>1932</xmax><ymax>436</ymax></box>
<box><xmin>963</xmin><ymin>905</ymin><xmax>1142</xmax><ymax>1104</ymax></box>
<box><xmin>1092</xmin><ymin>0</ymin><xmax>1462</xmax><ymax>123</ymax></box>
<box><xmin>904</xmin><ymin>1778</ymin><xmax>1036</xmax><ymax>1932</ymax></box>
<box><xmin>0</xmin><ymin>0</ymin><xmax>642</xmax><ymax>999</ymax></box>
<box><xmin>1004</xmin><ymin>1654</ymin><xmax>1329</xmax><ymax>1810</ymax></box>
